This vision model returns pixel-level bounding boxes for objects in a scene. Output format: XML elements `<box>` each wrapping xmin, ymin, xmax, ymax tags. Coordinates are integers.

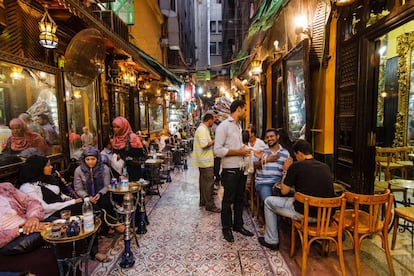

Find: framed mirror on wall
<box><xmin>389</xmin><ymin>29</ymin><xmax>414</xmax><ymax>146</ymax></box>
<box><xmin>149</xmin><ymin>103</ymin><xmax>163</xmax><ymax>133</ymax></box>
<box><xmin>65</xmin><ymin>79</ymin><xmax>98</xmax><ymax>159</ymax></box>
<box><xmin>139</xmin><ymin>91</ymin><xmax>147</xmax><ymax>131</ymax></box>
<box><xmin>283</xmin><ymin>39</ymin><xmax>311</xmax><ymax>141</ymax></box>
<box><xmin>0</xmin><ymin>60</ymin><xmax>61</xmax><ymax>167</ymax></box>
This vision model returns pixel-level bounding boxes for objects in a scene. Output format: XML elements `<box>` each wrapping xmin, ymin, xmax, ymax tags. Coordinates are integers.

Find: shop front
<box><xmin>0</xmin><ymin>0</ymin><xmax>180</xmax><ymax>180</ymax></box>
<box><xmin>334</xmin><ymin>0</ymin><xmax>414</xmax><ymax>193</ymax></box>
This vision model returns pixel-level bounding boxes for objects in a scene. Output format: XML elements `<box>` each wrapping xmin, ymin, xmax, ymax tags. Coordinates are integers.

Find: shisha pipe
<box><xmin>119</xmin><ymin>192</ymin><xmax>135</xmax><ymax>268</ymax></box>
<box><xmin>54</xmin><ymin>170</ymin><xmax>79</xmax><ymax>199</ymax></box>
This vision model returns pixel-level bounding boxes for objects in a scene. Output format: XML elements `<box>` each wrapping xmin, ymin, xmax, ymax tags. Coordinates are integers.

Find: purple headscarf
<box><xmin>80</xmin><ymin>146</ymin><xmax>105</xmax><ymax>196</ymax></box>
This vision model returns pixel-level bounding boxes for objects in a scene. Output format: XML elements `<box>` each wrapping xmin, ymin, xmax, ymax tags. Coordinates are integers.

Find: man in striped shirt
<box><xmin>254</xmin><ymin>128</ymin><xmax>290</xmax><ymax>201</ymax></box>
<box><xmin>192</xmin><ymin>113</ymin><xmax>221</xmax><ymax>213</ymax></box>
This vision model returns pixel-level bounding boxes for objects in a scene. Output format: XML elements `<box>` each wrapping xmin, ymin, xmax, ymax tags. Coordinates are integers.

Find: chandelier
<box><xmin>39</xmin><ymin>5</ymin><xmax>58</xmax><ymax>49</ymax></box>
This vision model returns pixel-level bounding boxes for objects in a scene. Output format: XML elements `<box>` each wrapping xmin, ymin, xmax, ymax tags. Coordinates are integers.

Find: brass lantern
<box><xmin>39</xmin><ymin>6</ymin><xmax>58</xmax><ymax>49</ymax></box>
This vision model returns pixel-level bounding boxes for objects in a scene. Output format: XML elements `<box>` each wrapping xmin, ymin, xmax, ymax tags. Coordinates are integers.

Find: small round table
<box><xmin>388</xmin><ymin>179</ymin><xmax>414</xmax><ymax>244</ymax></box>
<box><xmin>42</xmin><ymin>218</ymin><xmax>101</xmax><ymax>276</ymax></box>
<box><xmin>145</xmin><ymin>159</ymin><xmax>164</xmax><ymax>196</ymax></box>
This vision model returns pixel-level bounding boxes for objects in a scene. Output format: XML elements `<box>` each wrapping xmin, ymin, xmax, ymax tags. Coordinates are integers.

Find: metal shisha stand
<box><xmin>136</xmin><ymin>180</ymin><xmax>149</xmax><ymax>234</ymax></box>
<box><xmin>119</xmin><ymin>193</ymin><xmax>135</xmax><ymax>268</ymax></box>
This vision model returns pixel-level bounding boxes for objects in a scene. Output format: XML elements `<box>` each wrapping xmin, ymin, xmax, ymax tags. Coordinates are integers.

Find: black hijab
<box><xmin>18</xmin><ymin>155</ymin><xmax>49</xmax><ymax>186</ymax></box>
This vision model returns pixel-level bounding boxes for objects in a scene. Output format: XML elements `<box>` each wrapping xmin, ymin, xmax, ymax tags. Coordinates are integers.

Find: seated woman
<box><xmin>0</xmin><ymin>118</ymin><xmax>48</xmax><ymax>166</ymax></box>
<box><xmin>73</xmin><ymin>146</ymin><xmax>124</xmax><ymax>234</ymax></box>
<box><xmin>18</xmin><ymin>156</ymin><xmax>108</xmax><ymax>262</ymax></box>
<box><xmin>18</xmin><ymin>155</ymin><xmax>84</xmax><ymax>219</ymax></box>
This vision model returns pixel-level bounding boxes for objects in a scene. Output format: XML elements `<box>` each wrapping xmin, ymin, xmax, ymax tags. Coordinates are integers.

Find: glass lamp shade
<box><xmin>250</xmin><ymin>60</ymin><xmax>262</xmax><ymax>75</ymax></box>
<box><xmin>39</xmin><ymin>31</ymin><xmax>58</xmax><ymax>48</ymax></box>
<box><xmin>38</xmin><ymin>10</ymin><xmax>58</xmax><ymax>49</ymax></box>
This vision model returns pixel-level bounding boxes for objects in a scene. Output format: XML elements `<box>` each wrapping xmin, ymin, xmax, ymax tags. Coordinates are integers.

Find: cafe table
<box><xmin>145</xmin><ymin>158</ymin><xmax>164</xmax><ymax>196</ymax></box>
<box><xmin>388</xmin><ymin>179</ymin><xmax>414</xmax><ymax>249</ymax></box>
<box><xmin>41</xmin><ymin>218</ymin><xmax>101</xmax><ymax>276</ymax></box>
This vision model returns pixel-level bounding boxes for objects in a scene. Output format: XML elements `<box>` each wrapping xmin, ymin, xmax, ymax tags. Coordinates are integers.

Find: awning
<box><xmin>129</xmin><ymin>43</ymin><xmax>183</xmax><ymax>86</ymax></box>
<box><xmin>247</xmin><ymin>0</ymin><xmax>287</xmax><ymax>39</ymax></box>
<box><xmin>231</xmin><ymin>0</ymin><xmax>289</xmax><ymax>77</ymax></box>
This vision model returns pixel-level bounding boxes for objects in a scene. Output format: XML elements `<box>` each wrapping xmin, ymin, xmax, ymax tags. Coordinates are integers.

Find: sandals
<box><xmin>94</xmin><ymin>252</ymin><xmax>110</xmax><ymax>263</ymax></box>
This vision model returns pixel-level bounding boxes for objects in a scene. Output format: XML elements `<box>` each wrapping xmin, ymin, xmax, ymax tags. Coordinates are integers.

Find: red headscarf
<box><xmin>111</xmin><ymin>116</ymin><xmax>142</xmax><ymax>150</ymax></box>
<box><xmin>3</xmin><ymin>118</ymin><xmax>48</xmax><ymax>152</ymax></box>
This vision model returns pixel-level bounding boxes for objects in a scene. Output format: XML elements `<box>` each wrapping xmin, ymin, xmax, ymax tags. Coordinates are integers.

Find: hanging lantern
<box><xmin>250</xmin><ymin>60</ymin><xmax>262</xmax><ymax>75</ymax></box>
<box><xmin>39</xmin><ymin>5</ymin><xmax>58</xmax><ymax>49</ymax></box>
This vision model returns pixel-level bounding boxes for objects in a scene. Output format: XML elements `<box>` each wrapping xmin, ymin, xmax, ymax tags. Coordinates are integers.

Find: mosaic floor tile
<box><xmin>92</xmin><ymin>163</ymin><xmax>291</xmax><ymax>275</ymax></box>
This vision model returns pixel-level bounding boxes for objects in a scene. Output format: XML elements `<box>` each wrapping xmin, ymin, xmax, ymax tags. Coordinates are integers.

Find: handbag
<box><xmin>0</xmin><ymin>233</ymin><xmax>44</xmax><ymax>255</ymax></box>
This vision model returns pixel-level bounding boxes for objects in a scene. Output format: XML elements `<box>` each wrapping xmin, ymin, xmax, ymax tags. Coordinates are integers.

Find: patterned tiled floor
<box><xmin>92</xmin><ymin>162</ymin><xmax>291</xmax><ymax>276</ymax></box>
<box><xmin>91</xmin><ymin>161</ymin><xmax>414</xmax><ymax>276</ymax></box>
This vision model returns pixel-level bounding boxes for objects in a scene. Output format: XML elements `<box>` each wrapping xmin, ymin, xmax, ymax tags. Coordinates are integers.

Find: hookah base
<box><xmin>119</xmin><ymin>251</ymin><xmax>135</xmax><ymax>268</ymax></box>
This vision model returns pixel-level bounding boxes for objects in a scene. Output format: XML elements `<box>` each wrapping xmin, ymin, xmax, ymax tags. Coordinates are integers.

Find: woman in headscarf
<box><xmin>73</xmin><ymin>146</ymin><xmax>124</xmax><ymax>233</ymax></box>
<box><xmin>18</xmin><ymin>155</ymin><xmax>83</xmax><ymax>219</ymax></box>
<box><xmin>2</xmin><ymin>118</ymin><xmax>48</xmax><ymax>155</ymax></box>
<box><xmin>112</xmin><ymin>116</ymin><xmax>144</xmax><ymax>181</ymax></box>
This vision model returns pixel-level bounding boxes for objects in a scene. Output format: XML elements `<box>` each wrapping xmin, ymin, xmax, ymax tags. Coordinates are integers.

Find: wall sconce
<box><xmin>39</xmin><ymin>5</ymin><xmax>58</xmax><ymax>49</ymax></box>
<box><xmin>72</xmin><ymin>89</ymin><xmax>82</xmax><ymax>99</ymax></box>
<box><xmin>10</xmin><ymin>66</ymin><xmax>24</xmax><ymax>80</ymax></box>
<box><xmin>122</xmin><ymin>71</ymin><xmax>130</xmax><ymax>85</ymax></box>
<box><xmin>129</xmin><ymin>73</ymin><xmax>137</xmax><ymax>87</ymax></box>
<box><xmin>273</xmin><ymin>40</ymin><xmax>287</xmax><ymax>58</ymax></box>
<box><xmin>295</xmin><ymin>15</ymin><xmax>311</xmax><ymax>43</ymax></box>
<box><xmin>380</xmin><ymin>90</ymin><xmax>387</xmax><ymax>98</ymax></box>
<box><xmin>249</xmin><ymin>60</ymin><xmax>262</xmax><ymax>75</ymax></box>
<box><xmin>144</xmin><ymin>81</ymin><xmax>151</xmax><ymax>90</ymax></box>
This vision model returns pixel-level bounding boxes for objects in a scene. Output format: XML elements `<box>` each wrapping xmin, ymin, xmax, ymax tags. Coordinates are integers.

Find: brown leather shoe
<box><xmin>258</xmin><ymin>237</ymin><xmax>279</xmax><ymax>251</ymax></box>
<box><xmin>206</xmin><ymin>207</ymin><xmax>221</xmax><ymax>213</ymax></box>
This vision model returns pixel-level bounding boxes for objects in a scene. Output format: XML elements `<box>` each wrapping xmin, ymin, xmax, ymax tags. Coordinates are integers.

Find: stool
<box><xmin>391</xmin><ymin>207</ymin><xmax>414</xmax><ymax>250</ymax></box>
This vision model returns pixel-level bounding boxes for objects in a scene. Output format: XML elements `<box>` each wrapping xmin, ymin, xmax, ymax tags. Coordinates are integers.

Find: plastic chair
<box><xmin>336</xmin><ymin>189</ymin><xmax>394</xmax><ymax>276</ymax></box>
<box><xmin>290</xmin><ymin>192</ymin><xmax>347</xmax><ymax>276</ymax></box>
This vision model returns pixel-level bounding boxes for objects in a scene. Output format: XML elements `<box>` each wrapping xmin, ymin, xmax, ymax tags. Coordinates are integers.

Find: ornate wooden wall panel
<box><xmin>0</xmin><ymin>0</ymin><xmax>46</xmax><ymax>62</ymax></box>
<box><xmin>335</xmin><ymin>40</ymin><xmax>359</xmax><ymax>189</ymax></box>
<box><xmin>309</xmin><ymin>0</ymin><xmax>331</xmax><ymax>68</ymax></box>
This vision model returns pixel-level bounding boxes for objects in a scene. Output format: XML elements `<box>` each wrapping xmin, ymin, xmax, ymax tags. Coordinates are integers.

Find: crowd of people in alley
<box><xmin>0</xmin><ymin>100</ymin><xmax>338</xmax><ymax>273</ymax></box>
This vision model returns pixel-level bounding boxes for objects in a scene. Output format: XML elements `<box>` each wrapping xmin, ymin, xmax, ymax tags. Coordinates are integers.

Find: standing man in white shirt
<box><xmin>214</xmin><ymin>100</ymin><xmax>253</xmax><ymax>243</ymax></box>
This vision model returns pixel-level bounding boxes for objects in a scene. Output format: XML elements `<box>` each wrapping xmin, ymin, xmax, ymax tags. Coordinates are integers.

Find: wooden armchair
<box><xmin>336</xmin><ymin>189</ymin><xmax>394</xmax><ymax>276</ymax></box>
<box><xmin>290</xmin><ymin>192</ymin><xmax>347</xmax><ymax>276</ymax></box>
<box><xmin>375</xmin><ymin>147</ymin><xmax>405</xmax><ymax>180</ymax></box>
<box><xmin>395</xmin><ymin>146</ymin><xmax>413</xmax><ymax>177</ymax></box>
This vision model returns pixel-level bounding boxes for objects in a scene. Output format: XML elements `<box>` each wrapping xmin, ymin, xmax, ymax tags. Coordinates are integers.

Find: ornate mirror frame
<box><xmin>394</xmin><ymin>31</ymin><xmax>414</xmax><ymax>146</ymax></box>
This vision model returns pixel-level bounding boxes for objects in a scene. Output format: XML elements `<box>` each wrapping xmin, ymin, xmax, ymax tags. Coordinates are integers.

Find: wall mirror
<box><xmin>0</xmin><ymin>60</ymin><xmax>60</xmax><ymax>166</ymax></box>
<box><xmin>65</xmin><ymin>79</ymin><xmax>98</xmax><ymax>159</ymax></box>
<box><xmin>405</xmin><ymin>32</ymin><xmax>414</xmax><ymax>146</ymax></box>
<box><xmin>283</xmin><ymin>39</ymin><xmax>310</xmax><ymax>140</ymax></box>
<box><xmin>139</xmin><ymin>91</ymin><xmax>147</xmax><ymax>131</ymax></box>
<box><xmin>373</xmin><ymin>20</ymin><xmax>414</xmax><ymax>147</ymax></box>
<box><xmin>149</xmin><ymin>103</ymin><xmax>163</xmax><ymax>133</ymax></box>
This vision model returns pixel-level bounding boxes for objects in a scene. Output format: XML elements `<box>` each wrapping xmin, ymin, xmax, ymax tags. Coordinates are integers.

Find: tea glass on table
<box><xmin>60</xmin><ymin>210</ymin><xmax>71</xmax><ymax>224</ymax></box>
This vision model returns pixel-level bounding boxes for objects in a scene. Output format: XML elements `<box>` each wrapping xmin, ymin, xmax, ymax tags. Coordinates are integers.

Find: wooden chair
<box><xmin>290</xmin><ymin>192</ymin><xmax>347</xmax><ymax>276</ymax></box>
<box><xmin>244</xmin><ymin>172</ymin><xmax>256</xmax><ymax>214</ymax></box>
<box><xmin>395</xmin><ymin>146</ymin><xmax>413</xmax><ymax>177</ymax></box>
<box><xmin>375</xmin><ymin>147</ymin><xmax>405</xmax><ymax>180</ymax></box>
<box><xmin>391</xmin><ymin>206</ymin><xmax>414</xmax><ymax>250</ymax></box>
<box><xmin>336</xmin><ymin>189</ymin><xmax>394</xmax><ymax>276</ymax></box>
